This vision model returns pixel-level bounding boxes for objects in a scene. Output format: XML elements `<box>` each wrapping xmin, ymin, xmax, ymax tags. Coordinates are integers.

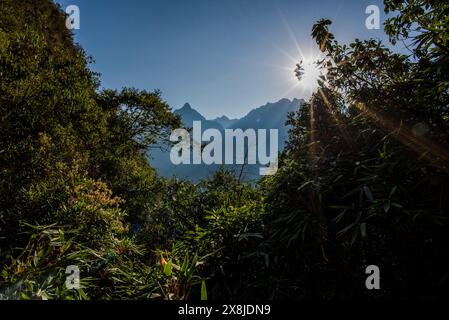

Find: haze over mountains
<box><xmin>149</xmin><ymin>98</ymin><xmax>305</xmax><ymax>181</ymax></box>
<box><xmin>213</xmin><ymin>115</ymin><xmax>239</xmax><ymax>129</ymax></box>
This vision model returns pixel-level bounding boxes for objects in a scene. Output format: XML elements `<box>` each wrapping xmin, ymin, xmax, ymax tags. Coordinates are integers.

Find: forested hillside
<box><xmin>0</xmin><ymin>0</ymin><xmax>448</xmax><ymax>300</ymax></box>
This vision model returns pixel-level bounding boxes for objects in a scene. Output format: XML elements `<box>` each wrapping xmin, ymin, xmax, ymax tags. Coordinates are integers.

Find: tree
<box><xmin>260</xmin><ymin>1</ymin><xmax>449</xmax><ymax>299</ymax></box>
<box><xmin>0</xmin><ymin>0</ymin><xmax>180</xmax><ymax>299</ymax></box>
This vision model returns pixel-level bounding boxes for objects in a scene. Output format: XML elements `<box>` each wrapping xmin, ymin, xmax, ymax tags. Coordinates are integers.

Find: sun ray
<box><xmin>279</xmin><ymin>82</ymin><xmax>301</xmax><ymax>99</ymax></box>
<box><xmin>354</xmin><ymin>101</ymin><xmax>449</xmax><ymax>173</ymax></box>
<box><xmin>277</xmin><ymin>8</ymin><xmax>306</xmax><ymax>61</ymax></box>
<box><xmin>273</xmin><ymin>44</ymin><xmax>301</xmax><ymax>65</ymax></box>
<box><xmin>317</xmin><ymin>87</ymin><xmax>354</xmax><ymax>149</ymax></box>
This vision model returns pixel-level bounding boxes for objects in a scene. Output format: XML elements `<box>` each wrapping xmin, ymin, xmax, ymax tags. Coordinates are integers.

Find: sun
<box><xmin>256</xmin><ymin>11</ymin><xmax>327</xmax><ymax>100</ymax></box>
<box><xmin>279</xmin><ymin>51</ymin><xmax>324</xmax><ymax>99</ymax></box>
<box><xmin>296</xmin><ymin>56</ymin><xmax>322</xmax><ymax>92</ymax></box>
<box><xmin>272</xmin><ymin>11</ymin><xmax>326</xmax><ymax>99</ymax></box>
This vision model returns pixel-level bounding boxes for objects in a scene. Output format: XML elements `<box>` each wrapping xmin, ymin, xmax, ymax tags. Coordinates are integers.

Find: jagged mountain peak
<box><xmin>213</xmin><ymin>115</ymin><xmax>239</xmax><ymax>129</ymax></box>
<box><xmin>175</xmin><ymin>103</ymin><xmax>206</xmax><ymax>123</ymax></box>
<box><xmin>180</xmin><ymin>102</ymin><xmax>193</xmax><ymax>110</ymax></box>
<box><xmin>150</xmin><ymin>97</ymin><xmax>305</xmax><ymax>181</ymax></box>
<box><xmin>216</xmin><ymin>115</ymin><xmax>231</xmax><ymax>120</ymax></box>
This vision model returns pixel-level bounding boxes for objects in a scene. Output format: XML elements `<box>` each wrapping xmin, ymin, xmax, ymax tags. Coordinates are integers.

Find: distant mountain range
<box><xmin>148</xmin><ymin>98</ymin><xmax>305</xmax><ymax>182</ymax></box>
<box><xmin>213</xmin><ymin>115</ymin><xmax>239</xmax><ymax>129</ymax></box>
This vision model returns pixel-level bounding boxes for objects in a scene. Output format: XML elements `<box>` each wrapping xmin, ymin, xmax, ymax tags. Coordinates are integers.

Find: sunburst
<box><xmin>277</xmin><ymin>11</ymin><xmax>325</xmax><ymax>99</ymax></box>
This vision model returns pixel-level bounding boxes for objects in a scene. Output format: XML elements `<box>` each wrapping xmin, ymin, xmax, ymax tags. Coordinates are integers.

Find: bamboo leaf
<box><xmin>201</xmin><ymin>281</ymin><xmax>208</xmax><ymax>301</ymax></box>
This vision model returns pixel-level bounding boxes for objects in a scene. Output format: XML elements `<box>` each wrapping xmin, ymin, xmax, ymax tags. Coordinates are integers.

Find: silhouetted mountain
<box><xmin>176</xmin><ymin>103</ymin><xmax>204</xmax><ymax>121</ymax></box>
<box><xmin>149</xmin><ymin>103</ymin><xmax>224</xmax><ymax>181</ymax></box>
<box><xmin>213</xmin><ymin>115</ymin><xmax>239</xmax><ymax>129</ymax></box>
<box><xmin>148</xmin><ymin>99</ymin><xmax>304</xmax><ymax>182</ymax></box>
<box><xmin>230</xmin><ymin>98</ymin><xmax>304</xmax><ymax>149</ymax></box>
<box><xmin>175</xmin><ymin>103</ymin><xmax>224</xmax><ymax>131</ymax></box>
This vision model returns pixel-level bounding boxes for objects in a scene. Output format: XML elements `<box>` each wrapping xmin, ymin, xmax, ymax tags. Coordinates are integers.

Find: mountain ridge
<box><xmin>212</xmin><ymin>115</ymin><xmax>239</xmax><ymax>129</ymax></box>
<box><xmin>151</xmin><ymin>98</ymin><xmax>305</xmax><ymax>181</ymax></box>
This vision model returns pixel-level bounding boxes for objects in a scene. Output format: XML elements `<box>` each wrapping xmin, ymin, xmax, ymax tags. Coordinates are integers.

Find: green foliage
<box><xmin>0</xmin><ymin>0</ymin><xmax>178</xmax><ymax>300</ymax></box>
<box><xmin>155</xmin><ymin>247</ymin><xmax>207</xmax><ymax>300</ymax></box>
<box><xmin>0</xmin><ymin>223</ymin><xmax>161</xmax><ymax>300</ymax></box>
<box><xmin>1</xmin><ymin>224</ymin><xmax>90</xmax><ymax>300</ymax></box>
<box><xmin>258</xmin><ymin>0</ymin><xmax>449</xmax><ymax>299</ymax></box>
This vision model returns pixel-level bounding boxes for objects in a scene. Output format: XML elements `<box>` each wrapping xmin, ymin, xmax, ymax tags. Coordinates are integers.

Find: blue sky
<box><xmin>55</xmin><ymin>0</ymin><xmax>392</xmax><ymax>119</ymax></box>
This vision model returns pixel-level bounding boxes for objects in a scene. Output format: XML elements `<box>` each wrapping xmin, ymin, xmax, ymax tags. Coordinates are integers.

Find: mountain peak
<box><xmin>180</xmin><ymin>103</ymin><xmax>193</xmax><ymax>111</ymax></box>
<box><xmin>213</xmin><ymin>115</ymin><xmax>239</xmax><ymax>129</ymax></box>
<box><xmin>292</xmin><ymin>98</ymin><xmax>305</xmax><ymax>104</ymax></box>
<box><xmin>175</xmin><ymin>103</ymin><xmax>207</xmax><ymax>124</ymax></box>
<box><xmin>277</xmin><ymin>98</ymin><xmax>291</xmax><ymax>104</ymax></box>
